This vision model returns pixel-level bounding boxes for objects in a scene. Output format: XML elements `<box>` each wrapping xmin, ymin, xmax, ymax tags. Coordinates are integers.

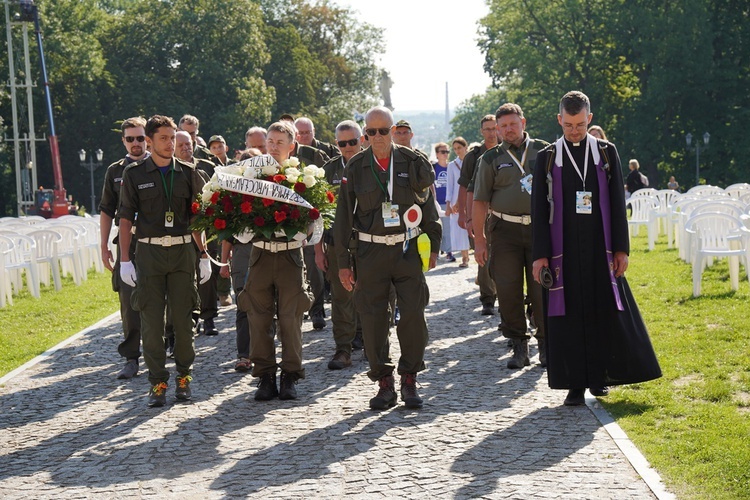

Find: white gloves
<box><xmin>199</xmin><ymin>257</ymin><xmax>212</xmax><ymax>285</ymax></box>
<box><xmin>120</xmin><ymin>261</ymin><xmax>137</xmax><ymax>287</ymax></box>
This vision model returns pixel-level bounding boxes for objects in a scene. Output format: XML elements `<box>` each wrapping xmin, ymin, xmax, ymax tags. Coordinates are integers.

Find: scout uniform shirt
<box><xmin>99</xmin><ymin>156</ymin><xmax>141</xmax><ymax>225</ymax></box>
<box><xmin>333</xmin><ymin>144</ymin><xmax>442</xmax><ymax>268</ymax></box>
<box><xmin>459</xmin><ymin>142</ymin><xmax>488</xmax><ymax>193</ymax></box>
<box><xmin>119</xmin><ymin>156</ymin><xmax>205</xmax><ymax>239</ymax></box>
<box><xmin>473</xmin><ymin>133</ymin><xmax>549</xmax><ymax>216</ymax></box>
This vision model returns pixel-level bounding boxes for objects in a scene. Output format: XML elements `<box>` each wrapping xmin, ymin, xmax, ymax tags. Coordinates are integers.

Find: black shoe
<box><xmin>279</xmin><ymin>371</ymin><xmax>298</xmax><ymax>400</ymax></box>
<box><xmin>370</xmin><ymin>375</ymin><xmax>397</xmax><ymax>410</ymax></box>
<box><xmin>352</xmin><ymin>330</ymin><xmax>364</xmax><ymax>350</ymax></box>
<box><xmin>507</xmin><ymin>339</ymin><xmax>530</xmax><ymax>369</ymax></box>
<box><xmin>400</xmin><ymin>373</ymin><xmax>423</xmax><ymax>409</ymax></box>
<box><xmin>116</xmin><ymin>359</ymin><xmax>138</xmax><ymax>379</ymax></box>
<box><xmin>312</xmin><ymin>314</ymin><xmax>326</xmax><ymax>330</ymax></box>
<box><xmin>327</xmin><ymin>350</ymin><xmax>352</xmax><ymax>370</ymax></box>
<box><xmin>254</xmin><ymin>373</ymin><xmax>278</xmax><ymax>401</ymax></box>
<box><xmin>564</xmin><ymin>388</ymin><xmax>586</xmax><ymax>406</ymax></box>
<box><xmin>148</xmin><ymin>382</ymin><xmax>168</xmax><ymax>407</ymax></box>
<box><xmin>481</xmin><ymin>304</ymin><xmax>495</xmax><ymax>315</ymax></box>
<box><xmin>590</xmin><ymin>386</ymin><xmax>610</xmax><ymax>397</ymax></box>
<box><xmin>203</xmin><ymin>317</ymin><xmax>218</xmax><ymax>336</ymax></box>
<box><xmin>175</xmin><ymin>374</ymin><xmax>192</xmax><ymax>401</ymax></box>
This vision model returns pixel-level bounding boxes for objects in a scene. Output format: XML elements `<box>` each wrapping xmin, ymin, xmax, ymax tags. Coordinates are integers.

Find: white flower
<box><xmin>284</xmin><ymin>167</ymin><xmax>301</xmax><ymax>182</ymax></box>
<box><xmin>315</xmin><ymin>167</ymin><xmax>326</xmax><ymax>178</ymax></box>
<box><xmin>242</xmin><ymin>166</ymin><xmax>259</xmax><ymax>179</ymax></box>
<box><xmin>226</xmin><ymin>165</ymin><xmax>244</xmax><ymax>176</ymax></box>
<box><xmin>303</xmin><ymin>165</ymin><xmax>318</xmax><ymax>177</ymax></box>
<box><xmin>303</xmin><ymin>174</ymin><xmax>317</xmax><ymax>188</ymax></box>
<box><xmin>286</xmin><ymin>157</ymin><xmax>300</xmax><ymax>168</ymax></box>
<box><xmin>261</xmin><ymin>164</ymin><xmax>278</xmax><ymax>176</ymax></box>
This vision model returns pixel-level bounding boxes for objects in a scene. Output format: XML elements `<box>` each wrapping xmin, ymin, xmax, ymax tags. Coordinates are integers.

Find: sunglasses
<box><xmin>124</xmin><ymin>136</ymin><xmax>145</xmax><ymax>143</ymax></box>
<box><xmin>337</xmin><ymin>138</ymin><xmax>359</xmax><ymax>147</ymax></box>
<box><xmin>365</xmin><ymin>128</ymin><xmax>390</xmax><ymax>137</ymax></box>
<box><xmin>438</xmin><ymin>150</ymin><xmax>450</xmax><ymax>154</ymax></box>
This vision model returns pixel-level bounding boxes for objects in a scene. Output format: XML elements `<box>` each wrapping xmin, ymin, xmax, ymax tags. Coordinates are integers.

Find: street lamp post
<box><xmin>686</xmin><ymin>132</ymin><xmax>710</xmax><ymax>186</ymax></box>
<box><xmin>78</xmin><ymin>148</ymin><xmax>103</xmax><ymax>214</ymax></box>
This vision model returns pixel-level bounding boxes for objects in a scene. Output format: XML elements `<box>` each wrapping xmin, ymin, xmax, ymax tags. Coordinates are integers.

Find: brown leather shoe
<box><xmin>327</xmin><ymin>350</ymin><xmax>352</xmax><ymax>370</ymax></box>
<box><xmin>400</xmin><ymin>373</ymin><xmax>423</xmax><ymax>409</ymax></box>
<box><xmin>370</xmin><ymin>375</ymin><xmax>397</xmax><ymax>410</ymax></box>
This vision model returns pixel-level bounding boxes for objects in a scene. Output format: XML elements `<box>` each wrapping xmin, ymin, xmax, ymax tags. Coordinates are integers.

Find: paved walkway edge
<box><xmin>586</xmin><ymin>396</ymin><xmax>675</xmax><ymax>499</ymax></box>
<box><xmin>0</xmin><ymin>311</ymin><xmax>120</xmax><ymax>387</ymax></box>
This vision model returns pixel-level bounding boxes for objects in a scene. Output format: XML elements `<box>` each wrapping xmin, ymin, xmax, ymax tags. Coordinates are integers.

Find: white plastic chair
<box><xmin>685</xmin><ymin>212</ymin><xmax>750</xmax><ymax>296</ymax></box>
<box><xmin>724</xmin><ymin>183</ymin><xmax>750</xmax><ymax>199</ymax></box>
<box><xmin>654</xmin><ymin>189</ymin><xmax>681</xmax><ymax>246</ymax></box>
<box><xmin>48</xmin><ymin>225</ymin><xmax>84</xmax><ymax>285</ymax></box>
<box><xmin>28</xmin><ymin>229</ymin><xmax>63</xmax><ymax>291</ymax></box>
<box><xmin>627</xmin><ymin>196</ymin><xmax>659</xmax><ymax>250</ymax></box>
<box><xmin>687</xmin><ymin>185</ymin><xmax>725</xmax><ymax>196</ymax></box>
<box><xmin>0</xmin><ymin>237</ymin><xmax>14</xmax><ymax>307</ymax></box>
<box><xmin>63</xmin><ymin>219</ymin><xmax>103</xmax><ymax>274</ymax></box>
<box><xmin>0</xmin><ymin>234</ymin><xmax>40</xmax><ymax>298</ymax></box>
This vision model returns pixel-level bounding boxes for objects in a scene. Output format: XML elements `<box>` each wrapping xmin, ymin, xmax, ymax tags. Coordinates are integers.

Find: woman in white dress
<box><xmin>444</xmin><ymin>137</ymin><xmax>471</xmax><ymax>267</ymax></box>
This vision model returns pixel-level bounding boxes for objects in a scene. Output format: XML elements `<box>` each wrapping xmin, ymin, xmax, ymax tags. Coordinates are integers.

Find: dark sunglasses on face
<box><xmin>365</xmin><ymin>128</ymin><xmax>390</xmax><ymax>137</ymax></box>
<box><xmin>337</xmin><ymin>138</ymin><xmax>359</xmax><ymax>147</ymax></box>
<box><xmin>438</xmin><ymin>150</ymin><xmax>450</xmax><ymax>154</ymax></box>
<box><xmin>124</xmin><ymin>136</ymin><xmax>145</xmax><ymax>143</ymax></box>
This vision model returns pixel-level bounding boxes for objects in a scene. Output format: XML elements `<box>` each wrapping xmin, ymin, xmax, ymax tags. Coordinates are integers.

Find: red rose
<box><xmin>223</xmin><ymin>200</ymin><xmax>234</xmax><ymax>212</ymax></box>
<box><xmin>214</xmin><ymin>219</ymin><xmax>227</xmax><ymax>229</ymax></box>
<box><xmin>294</xmin><ymin>182</ymin><xmax>306</xmax><ymax>194</ymax></box>
<box><xmin>262</xmin><ymin>197</ymin><xmax>275</xmax><ymax>207</ymax></box>
<box><xmin>206</xmin><ymin>207</ymin><xmax>215</xmax><ymax>217</ymax></box>
<box><xmin>191</xmin><ymin>202</ymin><xmax>200</xmax><ymax>214</ymax></box>
<box><xmin>254</xmin><ymin>216</ymin><xmax>266</xmax><ymax>227</ymax></box>
<box><xmin>280</xmin><ymin>203</ymin><xmax>290</xmax><ymax>213</ymax></box>
<box><xmin>309</xmin><ymin>208</ymin><xmax>320</xmax><ymax>220</ymax></box>
<box><xmin>240</xmin><ymin>201</ymin><xmax>252</xmax><ymax>214</ymax></box>
<box><xmin>273</xmin><ymin>174</ymin><xmax>286</xmax><ymax>183</ymax></box>
<box><xmin>326</xmin><ymin>191</ymin><xmax>335</xmax><ymax>203</ymax></box>
<box><xmin>290</xmin><ymin>208</ymin><xmax>301</xmax><ymax>220</ymax></box>
<box><xmin>274</xmin><ymin>210</ymin><xmax>287</xmax><ymax>223</ymax></box>
<box><xmin>242</xmin><ymin>194</ymin><xmax>254</xmax><ymax>203</ymax></box>
<box><xmin>210</xmin><ymin>191</ymin><xmax>221</xmax><ymax>204</ymax></box>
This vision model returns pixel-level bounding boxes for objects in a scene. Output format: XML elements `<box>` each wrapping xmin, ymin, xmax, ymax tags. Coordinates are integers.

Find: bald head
<box><xmin>294</xmin><ymin>117</ymin><xmax>315</xmax><ymax>146</ymax></box>
<box><xmin>365</xmin><ymin>106</ymin><xmax>394</xmax><ymax>128</ymax></box>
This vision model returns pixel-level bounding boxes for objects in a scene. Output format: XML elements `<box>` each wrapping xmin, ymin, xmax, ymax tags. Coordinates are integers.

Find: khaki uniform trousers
<box><xmin>325</xmin><ymin>243</ymin><xmax>359</xmax><ymax>353</ymax></box>
<box><xmin>243</xmin><ymin>246</ymin><xmax>312</xmax><ymax>379</ymax></box>
<box><xmin>478</xmin><ymin>216</ymin><xmax>497</xmax><ymax>308</ymax></box>
<box><xmin>354</xmin><ymin>240</ymin><xmax>429</xmax><ymax>381</ymax></box>
<box><xmin>132</xmin><ymin>242</ymin><xmax>198</xmax><ymax>385</ymax></box>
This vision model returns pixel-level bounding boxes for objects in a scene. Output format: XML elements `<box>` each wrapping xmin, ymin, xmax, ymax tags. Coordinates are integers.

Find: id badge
<box><xmin>576</xmin><ymin>191</ymin><xmax>593</xmax><ymax>214</ymax></box>
<box><xmin>165</xmin><ymin>211</ymin><xmax>175</xmax><ymax>227</ymax></box>
<box><xmin>520</xmin><ymin>174</ymin><xmax>533</xmax><ymax>194</ymax></box>
<box><xmin>382</xmin><ymin>202</ymin><xmax>400</xmax><ymax>227</ymax></box>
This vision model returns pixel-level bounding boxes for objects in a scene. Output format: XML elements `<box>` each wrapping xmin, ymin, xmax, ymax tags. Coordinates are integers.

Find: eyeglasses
<box><xmin>124</xmin><ymin>136</ymin><xmax>145</xmax><ymax>143</ymax></box>
<box><xmin>437</xmin><ymin>150</ymin><xmax>450</xmax><ymax>154</ymax></box>
<box><xmin>365</xmin><ymin>128</ymin><xmax>390</xmax><ymax>137</ymax></box>
<box><xmin>337</xmin><ymin>138</ymin><xmax>359</xmax><ymax>147</ymax></box>
<box><xmin>481</xmin><ymin>128</ymin><xmax>497</xmax><ymax>133</ymax></box>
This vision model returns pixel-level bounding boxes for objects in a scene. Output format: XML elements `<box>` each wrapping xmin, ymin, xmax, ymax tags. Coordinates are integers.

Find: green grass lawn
<box><xmin>605</xmin><ymin>233</ymin><xmax>750</xmax><ymax>499</ymax></box>
<box><xmin>1</xmin><ymin>238</ymin><xmax>748</xmax><ymax>498</ymax></box>
<box><xmin>0</xmin><ymin>270</ymin><xmax>118</xmax><ymax>377</ymax></box>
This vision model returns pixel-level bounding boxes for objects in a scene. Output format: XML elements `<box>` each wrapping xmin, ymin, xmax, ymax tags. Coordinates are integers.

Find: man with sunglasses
<box><xmin>315</xmin><ymin>120</ymin><xmax>365</xmax><ymax>370</ymax></box>
<box><xmin>334</xmin><ymin>106</ymin><xmax>441</xmax><ymax>410</ymax></box>
<box><xmin>472</xmin><ymin>103</ymin><xmax>549</xmax><ymax>370</ymax></box>
<box><xmin>99</xmin><ymin>116</ymin><xmax>149</xmax><ymax>380</ymax></box>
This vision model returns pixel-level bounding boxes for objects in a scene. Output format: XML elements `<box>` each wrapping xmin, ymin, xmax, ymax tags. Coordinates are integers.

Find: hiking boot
<box><xmin>481</xmin><ymin>303</ymin><xmax>495</xmax><ymax>315</ymax></box>
<box><xmin>369</xmin><ymin>375</ymin><xmax>397</xmax><ymax>410</ymax></box>
<box><xmin>219</xmin><ymin>294</ymin><xmax>233</xmax><ymax>307</ymax></box>
<box><xmin>564</xmin><ymin>388</ymin><xmax>586</xmax><ymax>406</ymax></box>
<box><xmin>327</xmin><ymin>350</ymin><xmax>352</xmax><ymax>370</ymax></box>
<box><xmin>352</xmin><ymin>330</ymin><xmax>364</xmax><ymax>350</ymax></box>
<box><xmin>175</xmin><ymin>374</ymin><xmax>192</xmax><ymax>401</ymax></box>
<box><xmin>203</xmin><ymin>317</ymin><xmax>218</xmax><ymax>336</ymax></box>
<box><xmin>254</xmin><ymin>372</ymin><xmax>278</xmax><ymax>401</ymax></box>
<box><xmin>400</xmin><ymin>373</ymin><xmax>423</xmax><ymax>409</ymax></box>
<box><xmin>234</xmin><ymin>358</ymin><xmax>252</xmax><ymax>373</ymax></box>
<box><xmin>148</xmin><ymin>382</ymin><xmax>168</xmax><ymax>407</ymax></box>
<box><xmin>507</xmin><ymin>339</ymin><xmax>530</xmax><ymax>369</ymax></box>
<box><xmin>538</xmin><ymin>338</ymin><xmax>547</xmax><ymax>368</ymax></box>
<box><xmin>116</xmin><ymin>359</ymin><xmax>138</xmax><ymax>379</ymax></box>
<box><xmin>311</xmin><ymin>314</ymin><xmax>326</xmax><ymax>330</ymax></box>
<box><xmin>279</xmin><ymin>371</ymin><xmax>298</xmax><ymax>400</ymax></box>
<box><xmin>590</xmin><ymin>386</ymin><xmax>610</xmax><ymax>397</ymax></box>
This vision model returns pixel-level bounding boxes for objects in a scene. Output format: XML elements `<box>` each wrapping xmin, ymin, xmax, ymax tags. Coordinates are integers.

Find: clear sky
<box><xmin>330</xmin><ymin>0</ymin><xmax>493</xmax><ymax>112</ymax></box>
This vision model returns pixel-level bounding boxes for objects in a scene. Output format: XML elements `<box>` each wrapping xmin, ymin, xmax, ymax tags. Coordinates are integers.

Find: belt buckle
<box><xmin>269</xmin><ymin>242</ymin><xmax>279</xmax><ymax>253</ymax></box>
<box><xmin>385</xmin><ymin>234</ymin><xmax>396</xmax><ymax>246</ymax></box>
<box><xmin>521</xmin><ymin>215</ymin><xmax>531</xmax><ymax>225</ymax></box>
<box><xmin>163</xmin><ymin>235</ymin><xmax>172</xmax><ymax>247</ymax></box>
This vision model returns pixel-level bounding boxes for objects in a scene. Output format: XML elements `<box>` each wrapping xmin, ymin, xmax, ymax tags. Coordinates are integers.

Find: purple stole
<box><xmin>547</xmin><ymin>135</ymin><xmax>624</xmax><ymax>316</ymax></box>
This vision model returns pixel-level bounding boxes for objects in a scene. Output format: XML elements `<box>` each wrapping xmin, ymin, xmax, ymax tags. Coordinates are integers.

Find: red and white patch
<box><xmin>403</xmin><ymin>204</ymin><xmax>422</xmax><ymax>228</ymax></box>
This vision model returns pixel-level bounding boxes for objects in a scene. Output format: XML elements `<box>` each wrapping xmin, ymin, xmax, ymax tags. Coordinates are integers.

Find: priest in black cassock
<box><xmin>531</xmin><ymin>91</ymin><xmax>661</xmax><ymax>406</ymax></box>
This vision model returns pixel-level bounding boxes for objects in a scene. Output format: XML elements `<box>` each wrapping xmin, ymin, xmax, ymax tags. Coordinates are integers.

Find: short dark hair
<box><xmin>267</xmin><ymin>121</ymin><xmax>296</xmax><ymax>143</ymax></box>
<box><xmin>121</xmin><ymin>116</ymin><xmax>146</xmax><ymax>135</ymax></box>
<box><xmin>495</xmin><ymin>103</ymin><xmax>524</xmax><ymax>119</ymax></box>
<box><xmin>145</xmin><ymin>115</ymin><xmax>177</xmax><ymax>138</ymax></box>
<box><xmin>452</xmin><ymin>137</ymin><xmax>468</xmax><ymax>148</ymax></box>
<box><xmin>559</xmin><ymin>91</ymin><xmax>590</xmax><ymax>115</ymax></box>
<box><xmin>480</xmin><ymin>114</ymin><xmax>496</xmax><ymax>127</ymax></box>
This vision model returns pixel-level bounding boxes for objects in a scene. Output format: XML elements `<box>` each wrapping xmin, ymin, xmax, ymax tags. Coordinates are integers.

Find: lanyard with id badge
<box><xmin>159</xmin><ymin>159</ymin><xmax>176</xmax><ymax>227</ymax></box>
<box><xmin>562</xmin><ymin>141</ymin><xmax>593</xmax><ymax>214</ymax></box>
<box><xmin>506</xmin><ymin>137</ymin><xmax>533</xmax><ymax>195</ymax></box>
<box><xmin>371</xmin><ymin>150</ymin><xmax>400</xmax><ymax>228</ymax></box>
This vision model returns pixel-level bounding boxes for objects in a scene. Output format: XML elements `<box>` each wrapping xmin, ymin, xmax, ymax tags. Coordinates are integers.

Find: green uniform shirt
<box><xmin>119</xmin><ymin>156</ymin><xmax>205</xmax><ymax>239</ymax></box>
<box><xmin>473</xmin><ymin>134</ymin><xmax>549</xmax><ymax>215</ymax></box>
<box><xmin>458</xmin><ymin>143</ymin><xmax>488</xmax><ymax>192</ymax></box>
<box><xmin>294</xmin><ymin>142</ymin><xmax>330</xmax><ymax>167</ymax></box>
<box><xmin>312</xmin><ymin>138</ymin><xmax>340</xmax><ymax>160</ymax></box>
<box><xmin>99</xmin><ymin>156</ymin><xmax>139</xmax><ymax>224</ymax></box>
<box><xmin>333</xmin><ymin>144</ymin><xmax>442</xmax><ymax>268</ymax></box>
